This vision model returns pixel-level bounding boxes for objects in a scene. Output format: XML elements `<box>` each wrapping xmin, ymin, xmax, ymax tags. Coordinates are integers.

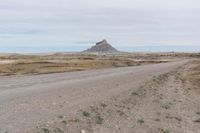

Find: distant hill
<box><xmin>83</xmin><ymin>40</ymin><xmax>119</xmax><ymax>53</ymax></box>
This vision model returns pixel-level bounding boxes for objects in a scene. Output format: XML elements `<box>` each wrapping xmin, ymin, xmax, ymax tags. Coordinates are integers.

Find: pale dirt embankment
<box><xmin>0</xmin><ymin>54</ymin><xmax>170</xmax><ymax>76</ymax></box>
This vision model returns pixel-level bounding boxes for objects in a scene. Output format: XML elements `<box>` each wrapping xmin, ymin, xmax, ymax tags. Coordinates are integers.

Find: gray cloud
<box><xmin>0</xmin><ymin>0</ymin><xmax>200</xmax><ymax>51</ymax></box>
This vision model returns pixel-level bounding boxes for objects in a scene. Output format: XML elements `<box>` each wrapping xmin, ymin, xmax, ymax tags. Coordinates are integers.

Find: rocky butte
<box><xmin>84</xmin><ymin>40</ymin><xmax>119</xmax><ymax>53</ymax></box>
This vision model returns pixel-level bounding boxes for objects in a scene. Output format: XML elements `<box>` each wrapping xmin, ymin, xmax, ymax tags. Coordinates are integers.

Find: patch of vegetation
<box><xmin>131</xmin><ymin>91</ymin><xmax>139</xmax><ymax>96</ymax></box>
<box><xmin>165</xmin><ymin>115</ymin><xmax>173</xmax><ymax>119</ymax></box>
<box><xmin>155</xmin><ymin>118</ymin><xmax>160</xmax><ymax>122</ymax></box>
<box><xmin>197</xmin><ymin>112</ymin><xmax>200</xmax><ymax>115</ymax></box>
<box><xmin>43</xmin><ymin>128</ymin><xmax>50</xmax><ymax>133</ymax></box>
<box><xmin>58</xmin><ymin>115</ymin><xmax>64</xmax><ymax>119</ymax></box>
<box><xmin>174</xmin><ymin>117</ymin><xmax>182</xmax><ymax>122</ymax></box>
<box><xmin>96</xmin><ymin>116</ymin><xmax>104</xmax><ymax>125</ymax></box>
<box><xmin>194</xmin><ymin>118</ymin><xmax>200</xmax><ymax>123</ymax></box>
<box><xmin>68</xmin><ymin>119</ymin><xmax>80</xmax><ymax>123</ymax></box>
<box><xmin>162</xmin><ymin>129</ymin><xmax>170</xmax><ymax>133</ymax></box>
<box><xmin>161</xmin><ymin>103</ymin><xmax>170</xmax><ymax>110</ymax></box>
<box><xmin>137</xmin><ymin>119</ymin><xmax>144</xmax><ymax>124</ymax></box>
<box><xmin>73</xmin><ymin>119</ymin><xmax>80</xmax><ymax>123</ymax></box>
<box><xmin>61</xmin><ymin>120</ymin><xmax>67</xmax><ymax>124</ymax></box>
<box><xmin>83</xmin><ymin>111</ymin><xmax>90</xmax><ymax>117</ymax></box>
<box><xmin>100</xmin><ymin>103</ymin><xmax>107</xmax><ymax>108</ymax></box>
<box><xmin>117</xmin><ymin>110</ymin><xmax>125</xmax><ymax>116</ymax></box>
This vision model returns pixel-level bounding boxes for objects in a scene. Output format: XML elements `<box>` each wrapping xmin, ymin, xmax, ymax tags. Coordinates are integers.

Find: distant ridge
<box><xmin>83</xmin><ymin>40</ymin><xmax>119</xmax><ymax>53</ymax></box>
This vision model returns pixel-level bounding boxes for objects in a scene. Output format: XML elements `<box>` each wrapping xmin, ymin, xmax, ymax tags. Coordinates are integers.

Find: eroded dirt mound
<box><xmin>183</xmin><ymin>60</ymin><xmax>200</xmax><ymax>93</ymax></box>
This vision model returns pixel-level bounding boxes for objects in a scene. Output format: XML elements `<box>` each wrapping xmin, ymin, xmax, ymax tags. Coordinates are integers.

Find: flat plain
<box><xmin>0</xmin><ymin>52</ymin><xmax>199</xmax><ymax>133</ymax></box>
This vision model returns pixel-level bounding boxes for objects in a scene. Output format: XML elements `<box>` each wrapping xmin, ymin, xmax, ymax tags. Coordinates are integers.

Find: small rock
<box><xmin>81</xmin><ymin>129</ymin><xmax>86</xmax><ymax>133</ymax></box>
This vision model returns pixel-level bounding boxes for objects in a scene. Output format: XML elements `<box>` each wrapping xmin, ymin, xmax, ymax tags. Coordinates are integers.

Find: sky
<box><xmin>0</xmin><ymin>0</ymin><xmax>200</xmax><ymax>52</ymax></box>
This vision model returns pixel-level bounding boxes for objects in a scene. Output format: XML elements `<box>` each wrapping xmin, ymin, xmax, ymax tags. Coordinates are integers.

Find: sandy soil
<box><xmin>0</xmin><ymin>60</ymin><xmax>188</xmax><ymax>133</ymax></box>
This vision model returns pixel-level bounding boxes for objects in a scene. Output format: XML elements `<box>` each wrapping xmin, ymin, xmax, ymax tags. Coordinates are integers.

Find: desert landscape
<box><xmin>0</xmin><ymin>45</ymin><xmax>200</xmax><ymax>133</ymax></box>
<box><xmin>1</xmin><ymin>0</ymin><xmax>200</xmax><ymax>132</ymax></box>
<box><xmin>0</xmin><ymin>51</ymin><xmax>199</xmax><ymax>76</ymax></box>
<box><xmin>0</xmin><ymin>53</ymin><xmax>169</xmax><ymax>76</ymax></box>
<box><xmin>0</xmin><ymin>40</ymin><xmax>200</xmax><ymax>133</ymax></box>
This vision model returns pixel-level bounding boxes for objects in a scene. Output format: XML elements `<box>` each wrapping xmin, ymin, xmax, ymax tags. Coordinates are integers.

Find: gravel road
<box><xmin>0</xmin><ymin>60</ymin><xmax>188</xmax><ymax>133</ymax></box>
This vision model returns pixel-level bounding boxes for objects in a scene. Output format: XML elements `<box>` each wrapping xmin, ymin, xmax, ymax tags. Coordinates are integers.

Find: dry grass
<box><xmin>0</xmin><ymin>53</ymin><xmax>170</xmax><ymax>76</ymax></box>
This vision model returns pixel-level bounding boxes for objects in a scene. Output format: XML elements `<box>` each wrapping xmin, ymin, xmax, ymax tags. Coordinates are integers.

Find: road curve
<box><xmin>0</xmin><ymin>60</ymin><xmax>188</xmax><ymax>132</ymax></box>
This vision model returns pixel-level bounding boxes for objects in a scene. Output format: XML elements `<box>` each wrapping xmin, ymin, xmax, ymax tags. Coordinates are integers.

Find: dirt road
<box><xmin>0</xmin><ymin>60</ymin><xmax>188</xmax><ymax>132</ymax></box>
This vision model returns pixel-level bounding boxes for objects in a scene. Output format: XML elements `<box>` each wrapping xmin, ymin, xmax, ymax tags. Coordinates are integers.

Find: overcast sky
<box><xmin>0</xmin><ymin>0</ymin><xmax>200</xmax><ymax>52</ymax></box>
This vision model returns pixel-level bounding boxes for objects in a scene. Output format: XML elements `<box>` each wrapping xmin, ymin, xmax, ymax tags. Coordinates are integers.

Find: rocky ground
<box><xmin>33</xmin><ymin>60</ymin><xmax>200</xmax><ymax>133</ymax></box>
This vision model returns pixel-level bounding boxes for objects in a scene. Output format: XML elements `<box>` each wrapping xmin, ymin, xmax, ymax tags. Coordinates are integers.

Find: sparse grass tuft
<box><xmin>174</xmin><ymin>117</ymin><xmax>182</xmax><ymax>122</ymax></box>
<box><xmin>117</xmin><ymin>110</ymin><xmax>125</xmax><ymax>116</ymax></box>
<box><xmin>162</xmin><ymin>129</ymin><xmax>170</xmax><ymax>133</ymax></box>
<box><xmin>194</xmin><ymin>118</ymin><xmax>200</xmax><ymax>123</ymax></box>
<box><xmin>74</xmin><ymin>119</ymin><xmax>80</xmax><ymax>123</ymax></box>
<box><xmin>137</xmin><ymin>119</ymin><xmax>144</xmax><ymax>124</ymax></box>
<box><xmin>61</xmin><ymin>120</ymin><xmax>67</xmax><ymax>124</ymax></box>
<box><xmin>96</xmin><ymin>116</ymin><xmax>104</xmax><ymax>125</ymax></box>
<box><xmin>58</xmin><ymin>115</ymin><xmax>64</xmax><ymax>119</ymax></box>
<box><xmin>83</xmin><ymin>111</ymin><xmax>90</xmax><ymax>117</ymax></box>
<box><xmin>197</xmin><ymin>112</ymin><xmax>200</xmax><ymax>115</ymax></box>
<box><xmin>100</xmin><ymin>103</ymin><xmax>107</xmax><ymax>108</ymax></box>
<box><xmin>131</xmin><ymin>91</ymin><xmax>139</xmax><ymax>96</ymax></box>
<box><xmin>43</xmin><ymin>128</ymin><xmax>50</xmax><ymax>133</ymax></box>
<box><xmin>161</xmin><ymin>103</ymin><xmax>170</xmax><ymax>110</ymax></box>
<box><xmin>155</xmin><ymin>118</ymin><xmax>160</xmax><ymax>122</ymax></box>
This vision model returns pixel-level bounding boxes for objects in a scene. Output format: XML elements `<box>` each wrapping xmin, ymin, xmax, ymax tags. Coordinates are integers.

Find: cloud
<box><xmin>0</xmin><ymin>0</ymin><xmax>200</xmax><ymax>51</ymax></box>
